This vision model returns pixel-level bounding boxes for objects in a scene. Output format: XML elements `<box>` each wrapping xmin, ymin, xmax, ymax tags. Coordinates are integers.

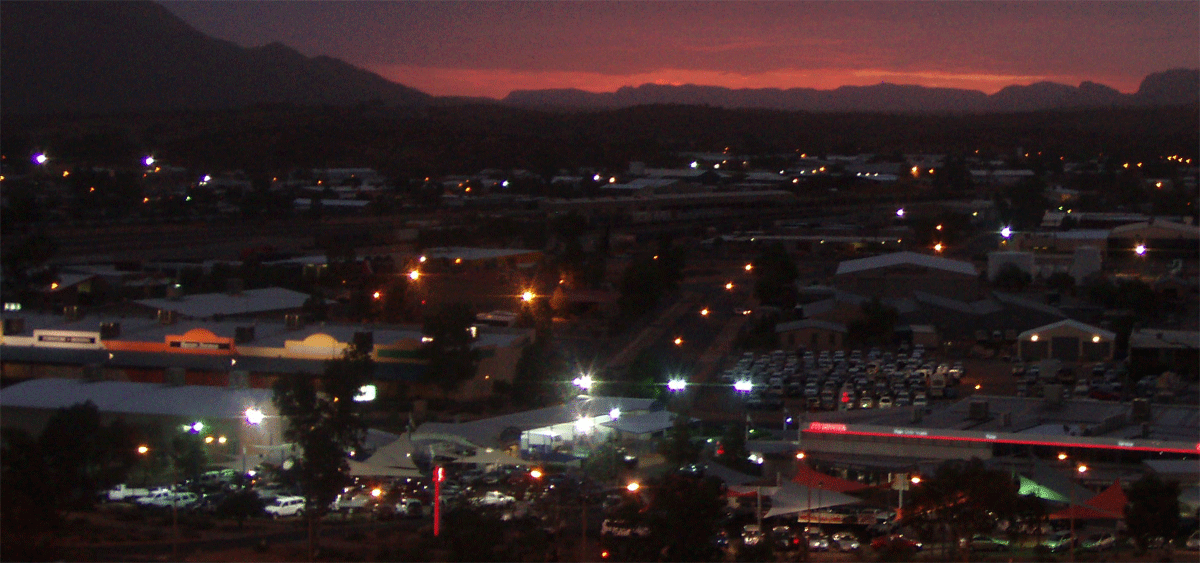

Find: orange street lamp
<box><xmin>409</xmin><ymin>270</ymin><xmax>420</xmax><ymax>281</ymax></box>
<box><xmin>673</xmin><ymin>337</ymin><xmax>683</xmax><ymax>346</ymax></box>
<box><xmin>744</xmin><ymin>263</ymin><xmax>753</xmax><ymax>272</ymax></box>
<box><xmin>626</xmin><ymin>482</ymin><xmax>640</xmax><ymax>492</ymax></box>
<box><xmin>725</xmin><ymin>282</ymin><xmax>734</xmax><ymax>290</ymax></box>
<box><xmin>522</xmin><ymin>290</ymin><xmax>535</xmax><ymax>302</ymax></box>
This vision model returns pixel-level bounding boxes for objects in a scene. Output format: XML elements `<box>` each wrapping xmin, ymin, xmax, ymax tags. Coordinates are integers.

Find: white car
<box><xmin>265</xmin><ymin>495</ymin><xmax>306</xmax><ymax>518</ymax></box>
<box><xmin>148</xmin><ymin>491</ymin><xmax>199</xmax><ymax>509</ymax></box>
<box><xmin>135</xmin><ymin>488</ymin><xmax>174</xmax><ymax>507</ymax></box>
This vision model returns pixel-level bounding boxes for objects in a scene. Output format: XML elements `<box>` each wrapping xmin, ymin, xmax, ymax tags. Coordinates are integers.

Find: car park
<box><xmin>803</xmin><ymin>528</ymin><xmax>829</xmax><ymax>551</ymax></box>
<box><xmin>771</xmin><ymin>525</ymin><xmax>800</xmax><ymax>550</ymax></box>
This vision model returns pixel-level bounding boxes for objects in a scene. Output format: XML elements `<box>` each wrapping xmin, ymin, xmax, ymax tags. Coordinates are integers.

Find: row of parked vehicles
<box><xmin>723</xmin><ymin>346</ymin><xmax>961</xmax><ymax>411</ymax></box>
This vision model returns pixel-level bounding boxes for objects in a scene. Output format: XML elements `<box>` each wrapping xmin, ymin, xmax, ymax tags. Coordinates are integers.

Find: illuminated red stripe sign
<box><xmin>806</xmin><ymin>422</ymin><xmax>1197</xmax><ymax>454</ymax></box>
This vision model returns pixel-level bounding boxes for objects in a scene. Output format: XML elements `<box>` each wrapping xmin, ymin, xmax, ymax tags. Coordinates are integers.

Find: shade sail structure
<box><xmin>1084</xmin><ymin>480</ymin><xmax>1128</xmax><ymax>515</ymax></box>
<box><xmin>347</xmin><ymin>459</ymin><xmax>424</xmax><ymax>478</ymax></box>
<box><xmin>450</xmin><ymin>448</ymin><xmax>533</xmax><ymax>466</ymax></box>
<box><xmin>763</xmin><ymin>481</ymin><xmax>862</xmax><ymax>518</ymax></box>
<box><xmin>1048</xmin><ymin>504</ymin><xmax>1121</xmax><ymax>520</ymax></box>
<box><xmin>791</xmin><ymin>464</ymin><xmax>870</xmax><ymax>493</ymax></box>
<box><xmin>1019</xmin><ymin>475</ymin><xmax>1070</xmax><ymax>503</ymax></box>
<box><xmin>363</xmin><ymin>435</ymin><xmax>419</xmax><ymax>470</ymax></box>
<box><xmin>728</xmin><ymin>482</ymin><xmax>862</xmax><ymax>517</ymax></box>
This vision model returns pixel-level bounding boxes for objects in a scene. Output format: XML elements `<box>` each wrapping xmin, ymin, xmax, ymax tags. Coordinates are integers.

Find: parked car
<box><xmin>264</xmin><ymin>495</ymin><xmax>306</xmax><ymax>518</ymax></box>
<box><xmin>601</xmin><ymin>519</ymin><xmax>650</xmax><ymax>538</ymax></box>
<box><xmin>741</xmin><ymin>524</ymin><xmax>764</xmax><ymax>546</ymax></box>
<box><xmin>135</xmin><ymin>488</ymin><xmax>175</xmax><ymax>507</ymax></box>
<box><xmin>967</xmin><ymin>534</ymin><xmax>1009</xmax><ymax>551</ymax></box>
<box><xmin>149</xmin><ymin>491</ymin><xmax>199</xmax><ymax>509</ymax></box>
<box><xmin>871</xmin><ymin>535</ymin><xmax>922</xmax><ymax>552</ymax></box>
<box><xmin>106</xmin><ymin>483</ymin><xmax>150</xmax><ymax>502</ymax></box>
<box><xmin>771</xmin><ymin>526</ymin><xmax>799</xmax><ymax>550</ymax></box>
<box><xmin>1042</xmin><ymin>530</ymin><xmax>1077</xmax><ymax>552</ymax></box>
<box><xmin>803</xmin><ymin>528</ymin><xmax>829</xmax><ymax>551</ymax></box>
<box><xmin>1185</xmin><ymin>530</ymin><xmax>1199</xmax><ymax>550</ymax></box>
<box><xmin>1081</xmin><ymin>532</ymin><xmax>1116</xmax><ymax>551</ymax></box>
<box><xmin>831</xmin><ymin>531</ymin><xmax>861</xmax><ymax>552</ymax></box>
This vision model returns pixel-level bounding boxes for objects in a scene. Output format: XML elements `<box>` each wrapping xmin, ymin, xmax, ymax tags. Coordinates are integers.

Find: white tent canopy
<box><xmin>348</xmin><ymin>459</ymin><xmax>424</xmax><ymax>478</ymax></box>
<box><xmin>730</xmin><ymin>481</ymin><xmax>862</xmax><ymax>518</ymax></box>
<box><xmin>364</xmin><ymin>435</ymin><xmax>420</xmax><ymax>469</ymax></box>
<box><xmin>451</xmin><ymin>448</ymin><xmax>533</xmax><ymax>466</ymax></box>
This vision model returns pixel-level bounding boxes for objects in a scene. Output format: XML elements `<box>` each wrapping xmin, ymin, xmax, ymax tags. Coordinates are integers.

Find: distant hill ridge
<box><xmin>1</xmin><ymin>1</ymin><xmax>1195</xmax><ymax>115</ymax></box>
<box><xmin>504</xmin><ymin>69</ymin><xmax>1199</xmax><ymax>113</ymax></box>
<box><xmin>1</xmin><ymin>1</ymin><xmax>430</xmax><ymax>115</ymax></box>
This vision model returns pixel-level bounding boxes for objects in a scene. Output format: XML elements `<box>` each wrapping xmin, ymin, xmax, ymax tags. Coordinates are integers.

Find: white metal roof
<box><xmin>1017</xmin><ymin>319</ymin><xmax>1115</xmax><ymax>341</ymax></box>
<box><xmin>135</xmin><ymin>287</ymin><xmax>312</xmax><ymax>319</ymax></box>
<box><xmin>835</xmin><ymin>251</ymin><xmax>977</xmax><ymax>277</ymax></box>
<box><xmin>0</xmin><ymin>378</ymin><xmax>272</xmax><ymax>419</ymax></box>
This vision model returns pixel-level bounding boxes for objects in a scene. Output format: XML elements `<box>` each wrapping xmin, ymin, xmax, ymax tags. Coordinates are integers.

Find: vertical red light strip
<box><xmin>433</xmin><ymin>465</ymin><xmax>443</xmax><ymax>536</ymax></box>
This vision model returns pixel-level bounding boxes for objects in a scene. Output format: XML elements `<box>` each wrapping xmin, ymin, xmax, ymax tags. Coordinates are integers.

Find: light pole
<box><xmin>1069</xmin><ymin>463</ymin><xmax>1087</xmax><ymax>563</ymax></box>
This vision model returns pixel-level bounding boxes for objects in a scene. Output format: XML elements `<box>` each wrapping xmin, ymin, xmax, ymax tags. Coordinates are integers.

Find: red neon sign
<box><xmin>808</xmin><ymin>422</ymin><xmax>848</xmax><ymax>432</ymax></box>
<box><xmin>804</xmin><ymin>424</ymin><xmax>1197</xmax><ymax>454</ymax></box>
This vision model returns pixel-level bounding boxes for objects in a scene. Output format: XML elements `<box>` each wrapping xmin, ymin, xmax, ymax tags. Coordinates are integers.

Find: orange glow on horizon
<box><xmin>368</xmin><ymin>64</ymin><xmax>1131</xmax><ymax>100</ymax></box>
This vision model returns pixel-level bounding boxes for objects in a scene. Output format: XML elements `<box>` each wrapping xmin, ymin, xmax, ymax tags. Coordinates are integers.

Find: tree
<box><xmin>421</xmin><ymin>304</ymin><xmax>481</xmax><ymax>393</ymax></box>
<box><xmin>170</xmin><ymin>430</ymin><xmax>208</xmax><ymax>485</ymax></box>
<box><xmin>582</xmin><ymin>443</ymin><xmax>626</xmax><ymax>483</ymax></box>
<box><xmin>37</xmin><ymin>401</ymin><xmax>140</xmax><ymax>509</ymax></box>
<box><xmin>272</xmin><ymin>342</ymin><xmax>373</xmax><ymax>558</ymax></box>
<box><xmin>659</xmin><ymin>413</ymin><xmax>700</xmax><ymax>468</ymax></box>
<box><xmin>752</xmin><ymin>242</ymin><xmax>799</xmax><ymax>308</ymax></box>
<box><xmin>847</xmin><ymin>297</ymin><xmax>898</xmax><ymax>348</ymax></box>
<box><xmin>715</xmin><ymin>423</ymin><xmax>753</xmax><ymax>474</ymax></box>
<box><xmin>905</xmin><ymin>459</ymin><xmax>1023</xmax><ymax>560</ymax></box>
<box><xmin>1045</xmin><ymin>272</ymin><xmax>1076</xmax><ymax>294</ymax></box>
<box><xmin>643</xmin><ymin>473</ymin><xmax>726</xmax><ymax>561</ymax></box>
<box><xmin>1125</xmin><ymin>474</ymin><xmax>1180</xmax><ymax>551</ymax></box>
<box><xmin>991</xmin><ymin>263</ymin><xmax>1032</xmax><ymax>292</ymax></box>
<box><xmin>216</xmin><ymin>486</ymin><xmax>266</xmax><ymax>529</ymax></box>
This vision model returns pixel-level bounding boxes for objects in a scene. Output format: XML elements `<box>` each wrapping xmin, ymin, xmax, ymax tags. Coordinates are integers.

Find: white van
<box><xmin>265</xmin><ymin>495</ymin><xmax>306</xmax><ymax>518</ymax></box>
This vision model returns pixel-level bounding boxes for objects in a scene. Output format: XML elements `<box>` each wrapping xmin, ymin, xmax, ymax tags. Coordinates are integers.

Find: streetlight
<box><xmin>1134</xmin><ymin>243</ymin><xmax>1146</xmax><ymax>256</ymax></box>
<box><xmin>1070</xmin><ymin>464</ymin><xmax>1088</xmax><ymax>562</ymax></box>
<box><xmin>626</xmin><ymin>482</ymin><xmax>640</xmax><ymax>492</ymax></box>
<box><xmin>572</xmin><ymin>374</ymin><xmax>593</xmax><ymax>392</ymax></box>
<box><xmin>244</xmin><ymin>408</ymin><xmax>265</xmax><ymax>425</ymax></box>
<box><xmin>667</xmin><ymin>378</ymin><xmax>687</xmax><ymax>392</ymax></box>
<box><xmin>609</xmin><ymin>407</ymin><xmax>621</xmax><ymax>420</ymax></box>
<box><xmin>522</xmin><ymin>290</ymin><xmax>535</xmax><ymax>303</ymax></box>
<box><xmin>1001</xmin><ymin>226</ymin><xmax>1013</xmax><ymax>239</ymax></box>
<box><xmin>409</xmin><ymin>270</ymin><xmax>420</xmax><ymax>281</ymax></box>
<box><xmin>33</xmin><ymin>153</ymin><xmax>48</xmax><ymax>165</ymax></box>
<box><xmin>725</xmin><ymin>282</ymin><xmax>734</xmax><ymax>291</ymax></box>
<box><xmin>673</xmin><ymin>337</ymin><xmax>683</xmax><ymax>346</ymax></box>
<box><xmin>896</xmin><ymin>208</ymin><xmax>905</xmax><ymax>218</ymax></box>
<box><xmin>734</xmin><ymin>380</ymin><xmax>753</xmax><ymax>393</ymax></box>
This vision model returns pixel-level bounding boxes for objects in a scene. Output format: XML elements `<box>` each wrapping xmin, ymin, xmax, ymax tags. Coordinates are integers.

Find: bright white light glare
<box><xmin>354</xmin><ymin>384</ymin><xmax>377</xmax><ymax>402</ymax></box>
<box><xmin>896</xmin><ymin>208</ymin><xmax>905</xmax><ymax>217</ymax></box>
<box><xmin>522</xmin><ymin>291</ymin><xmax>535</xmax><ymax>302</ymax></box>
<box><xmin>575</xmin><ymin>417</ymin><xmax>594</xmax><ymax>434</ymax></box>
<box><xmin>1001</xmin><ymin>226</ymin><xmax>1012</xmax><ymax>238</ymax></box>
<box><xmin>573</xmin><ymin>375</ymin><xmax>593</xmax><ymax>390</ymax></box>
<box><xmin>144</xmin><ymin>156</ymin><xmax>155</xmax><ymax>166</ymax></box>
<box><xmin>734</xmin><ymin>380</ymin><xmax>753</xmax><ymax>392</ymax></box>
<box><xmin>667</xmin><ymin>378</ymin><xmax>687</xmax><ymax>391</ymax></box>
<box><xmin>690</xmin><ymin>161</ymin><xmax>698</xmax><ymax>169</ymax></box>
<box><xmin>409</xmin><ymin>270</ymin><xmax>420</xmax><ymax>280</ymax></box>
<box><xmin>609</xmin><ymin>407</ymin><xmax>621</xmax><ymax>420</ymax></box>
<box><xmin>501</xmin><ymin>180</ymin><xmax>510</xmax><ymax>187</ymax></box>
<box><xmin>593</xmin><ymin>174</ymin><xmax>602</xmax><ymax>181</ymax></box>
<box><xmin>1135</xmin><ymin>244</ymin><xmax>1146</xmax><ymax>256</ymax></box>
<box><xmin>244</xmin><ymin>408</ymin><xmax>265</xmax><ymax>425</ymax></box>
<box><xmin>202</xmin><ymin>175</ymin><xmax>212</xmax><ymax>182</ymax></box>
<box><xmin>33</xmin><ymin>153</ymin><xmax>48</xmax><ymax>165</ymax></box>
<box><xmin>190</xmin><ymin>421</ymin><xmax>204</xmax><ymax>433</ymax></box>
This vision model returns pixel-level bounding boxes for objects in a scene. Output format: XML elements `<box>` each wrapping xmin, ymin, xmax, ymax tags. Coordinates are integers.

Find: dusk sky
<box><xmin>160</xmin><ymin>1</ymin><xmax>1199</xmax><ymax>99</ymax></box>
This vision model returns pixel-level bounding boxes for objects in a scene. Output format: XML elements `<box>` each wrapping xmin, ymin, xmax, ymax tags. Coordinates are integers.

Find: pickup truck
<box><xmin>330</xmin><ymin>493</ymin><xmax>372</xmax><ymax>514</ymax></box>
<box><xmin>106</xmin><ymin>484</ymin><xmax>150</xmax><ymax>502</ymax></box>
